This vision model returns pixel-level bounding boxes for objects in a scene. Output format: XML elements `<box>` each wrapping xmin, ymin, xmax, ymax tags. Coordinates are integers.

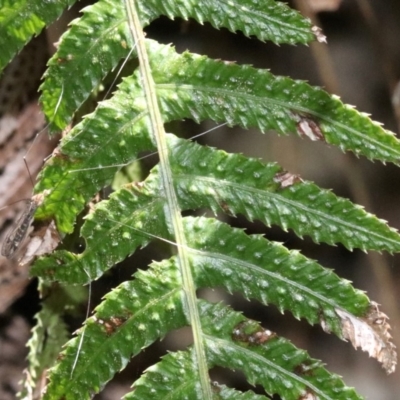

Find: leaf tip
<box><xmin>336</xmin><ymin>302</ymin><xmax>397</xmax><ymax>374</ymax></box>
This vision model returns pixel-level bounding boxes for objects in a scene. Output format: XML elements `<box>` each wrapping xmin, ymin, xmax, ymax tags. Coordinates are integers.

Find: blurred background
<box><xmin>1</xmin><ymin>0</ymin><xmax>400</xmax><ymax>398</ymax></box>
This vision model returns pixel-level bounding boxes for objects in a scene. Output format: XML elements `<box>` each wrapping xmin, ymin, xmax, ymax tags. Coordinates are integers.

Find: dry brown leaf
<box><xmin>335</xmin><ymin>302</ymin><xmax>397</xmax><ymax>374</ymax></box>
<box><xmin>19</xmin><ymin>220</ymin><xmax>61</xmax><ymax>267</ymax></box>
<box><xmin>311</xmin><ymin>26</ymin><xmax>327</xmax><ymax>44</ymax></box>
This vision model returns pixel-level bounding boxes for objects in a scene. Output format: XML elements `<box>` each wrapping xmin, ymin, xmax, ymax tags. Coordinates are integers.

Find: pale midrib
<box><xmin>125</xmin><ymin>1</ymin><xmax>212</xmax><ymax>398</ymax></box>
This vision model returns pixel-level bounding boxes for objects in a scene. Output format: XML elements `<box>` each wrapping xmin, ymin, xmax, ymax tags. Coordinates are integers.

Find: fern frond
<box><xmin>42</xmin><ymin>269</ymin><xmax>364</xmax><ymax>400</ymax></box>
<box><xmin>151</xmin><ymin>42</ymin><xmax>400</xmax><ymax>165</ymax></box>
<box><xmin>18</xmin><ymin>284</ymin><xmax>86</xmax><ymax>398</ymax></box>
<box><xmin>158</xmin><ymin>135</ymin><xmax>400</xmax><ymax>252</ymax></box>
<box><xmin>201</xmin><ymin>301</ymin><xmax>363</xmax><ymax>400</ymax></box>
<box><xmin>42</xmin><ymin>33</ymin><xmax>400</xmax><ymax>163</ymax></box>
<box><xmin>123</xmin><ymin>350</ymin><xmax>270</xmax><ymax>400</ymax></box>
<box><xmin>0</xmin><ymin>0</ymin><xmax>75</xmax><ymax>70</ymax></box>
<box><xmin>44</xmin><ymin>272</ymin><xmax>361</xmax><ymax>400</ymax></box>
<box><xmin>35</xmin><ymin>127</ymin><xmax>400</xmax><ymax>252</ymax></box>
<box><xmin>2</xmin><ymin>0</ymin><xmax>397</xmax><ymax>397</ymax></box>
<box><xmin>19</xmin><ymin>305</ymin><xmax>68</xmax><ymax>398</ymax></box>
<box><xmin>34</xmin><ymin>184</ymin><xmax>397</xmax><ymax>371</ymax></box>
<box><xmin>42</xmin><ymin>259</ymin><xmax>186</xmax><ymax>400</ymax></box>
<box><xmin>138</xmin><ymin>0</ymin><xmax>316</xmax><ymax>44</ymax></box>
<box><xmin>40</xmin><ymin>0</ymin><xmax>316</xmax><ymax>131</ymax></box>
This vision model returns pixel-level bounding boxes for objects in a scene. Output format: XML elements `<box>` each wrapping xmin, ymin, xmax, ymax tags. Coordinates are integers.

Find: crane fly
<box><xmin>1</xmin><ymin>193</ymin><xmax>46</xmax><ymax>259</ymax></box>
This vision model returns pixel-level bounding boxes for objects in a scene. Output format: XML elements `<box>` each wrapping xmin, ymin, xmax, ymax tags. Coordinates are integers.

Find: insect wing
<box><xmin>1</xmin><ymin>199</ymin><xmax>37</xmax><ymax>259</ymax></box>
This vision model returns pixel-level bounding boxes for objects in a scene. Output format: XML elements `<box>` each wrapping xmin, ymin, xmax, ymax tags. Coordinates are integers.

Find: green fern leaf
<box><xmin>40</xmin><ymin>0</ymin><xmax>316</xmax><ymax>131</ymax></box>
<box><xmin>35</xmin><ymin>73</ymin><xmax>153</xmax><ymax>233</ymax></box>
<box><xmin>32</xmin><ymin>188</ymin><xmax>163</xmax><ymax>283</ymax></box>
<box><xmin>39</xmin><ymin>0</ymin><xmax>131</xmax><ymax>131</ymax></box>
<box><xmin>5</xmin><ymin>0</ymin><xmax>396</xmax><ymax>396</ymax></box>
<box><xmin>123</xmin><ymin>350</ymin><xmax>270</xmax><ymax>399</ymax></box>
<box><xmin>200</xmin><ymin>301</ymin><xmax>363</xmax><ymax>400</ymax></box>
<box><xmin>0</xmin><ymin>0</ymin><xmax>76</xmax><ymax>70</ymax></box>
<box><xmin>42</xmin><ymin>260</ymin><xmax>186</xmax><ymax>400</ymax></box>
<box><xmin>155</xmin><ymin>135</ymin><xmax>400</xmax><ymax>252</ymax></box>
<box><xmin>150</xmin><ymin>42</ymin><xmax>400</xmax><ymax>165</ymax></box>
<box><xmin>19</xmin><ymin>305</ymin><xmax>69</xmax><ymax>398</ymax></box>
<box><xmin>34</xmin><ymin>127</ymin><xmax>400</xmax><ymax>253</ymax></box>
<box><xmin>186</xmin><ymin>216</ymin><xmax>369</xmax><ymax>335</ymax></box>
<box><xmin>18</xmin><ymin>284</ymin><xmax>86</xmax><ymax>398</ymax></box>
<box><xmin>42</xmin><ymin>33</ymin><xmax>400</xmax><ymax>163</ymax></box>
<box><xmin>138</xmin><ymin>0</ymin><xmax>315</xmax><ymax>44</ymax></box>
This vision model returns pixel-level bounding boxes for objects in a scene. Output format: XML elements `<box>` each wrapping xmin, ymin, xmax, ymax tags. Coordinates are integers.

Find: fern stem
<box><xmin>124</xmin><ymin>1</ymin><xmax>213</xmax><ymax>398</ymax></box>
